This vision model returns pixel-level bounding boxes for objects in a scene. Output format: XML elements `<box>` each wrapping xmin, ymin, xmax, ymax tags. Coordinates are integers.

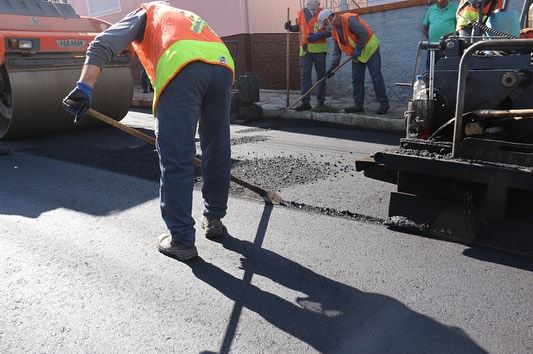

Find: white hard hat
<box><xmin>306</xmin><ymin>0</ymin><xmax>321</xmax><ymax>11</ymax></box>
<box><xmin>317</xmin><ymin>8</ymin><xmax>333</xmax><ymax>28</ymax></box>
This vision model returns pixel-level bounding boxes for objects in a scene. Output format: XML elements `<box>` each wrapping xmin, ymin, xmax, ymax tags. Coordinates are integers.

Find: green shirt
<box><xmin>423</xmin><ymin>2</ymin><xmax>459</xmax><ymax>43</ymax></box>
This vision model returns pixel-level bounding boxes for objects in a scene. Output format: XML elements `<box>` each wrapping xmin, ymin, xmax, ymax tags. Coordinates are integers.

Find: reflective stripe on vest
<box><xmin>456</xmin><ymin>0</ymin><xmax>502</xmax><ymax>30</ymax></box>
<box><xmin>154</xmin><ymin>40</ymin><xmax>234</xmax><ymax>111</ymax></box>
<box><xmin>133</xmin><ymin>3</ymin><xmax>235</xmax><ymax>112</ymax></box>
<box><xmin>457</xmin><ymin>6</ymin><xmax>480</xmax><ymax>30</ymax></box>
<box><xmin>298</xmin><ymin>8</ymin><xmax>327</xmax><ymax>56</ymax></box>
<box><xmin>332</xmin><ymin>13</ymin><xmax>378</xmax><ymax>63</ymax></box>
<box><xmin>348</xmin><ymin>34</ymin><xmax>379</xmax><ymax>63</ymax></box>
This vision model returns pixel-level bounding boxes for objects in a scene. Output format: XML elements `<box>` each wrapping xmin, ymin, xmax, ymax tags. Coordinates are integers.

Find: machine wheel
<box><xmin>0</xmin><ymin>66</ymin><xmax>13</xmax><ymax>137</ymax></box>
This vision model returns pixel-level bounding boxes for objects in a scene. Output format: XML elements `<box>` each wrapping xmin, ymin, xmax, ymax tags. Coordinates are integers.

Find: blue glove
<box><xmin>352</xmin><ymin>47</ymin><xmax>363</xmax><ymax>59</ymax></box>
<box><xmin>307</xmin><ymin>33</ymin><xmax>324</xmax><ymax>42</ymax></box>
<box><xmin>62</xmin><ymin>81</ymin><xmax>92</xmax><ymax>123</ymax></box>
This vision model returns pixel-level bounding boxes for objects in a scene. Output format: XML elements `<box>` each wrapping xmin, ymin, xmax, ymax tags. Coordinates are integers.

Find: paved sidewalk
<box><xmin>260</xmin><ymin>89</ymin><xmax>405</xmax><ymax>133</ymax></box>
<box><xmin>131</xmin><ymin>87</ymin><xmax>406</xmax><ymax>134</ymax></box>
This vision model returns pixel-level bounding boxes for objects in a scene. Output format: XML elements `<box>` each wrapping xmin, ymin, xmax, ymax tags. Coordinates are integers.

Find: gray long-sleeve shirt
<box><xmin>329</xmin><ymin>16</ymin><xmax>371</xmax><ymax>71</ymax></box>
<box><xmin>85</xmin><ymin>8</ymin><xmax>147</xmax><ymax>68</ymax></box>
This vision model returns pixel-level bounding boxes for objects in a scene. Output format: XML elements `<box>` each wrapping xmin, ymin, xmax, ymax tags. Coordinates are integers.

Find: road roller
<box><xmin>0</xmin><ymin>0</ymin><xmax>133</xmax><ymax>139</ymax></box>
<box><xmin>356</xmin><ymin>0</ymin><xmax>533</xmax><ymax>255</ymax></box>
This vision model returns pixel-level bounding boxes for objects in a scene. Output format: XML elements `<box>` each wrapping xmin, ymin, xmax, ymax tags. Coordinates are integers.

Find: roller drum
<box><xmin>0</xmin><ymin>65</ymin><xmax>133</xmax><ymax>139</ymax></box>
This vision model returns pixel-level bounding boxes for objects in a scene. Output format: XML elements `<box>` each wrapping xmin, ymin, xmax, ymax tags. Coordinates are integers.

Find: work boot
<box><xmin>0</xmin><ymin>147</ymin><xmax>9</xmax><ymax>155</ymax></box>
<box><xmin>345</xmin><ymin>105</ymin><xmax>364</xmax><ymax>113</ymax></box>
<box><xmin>156</xmin><ymin>234</ymin><xmax>198</xmax><ymax>261</ymax></box>
<box><xmin>294</xmin><ymin>102</ymin><xmax>312</xmax><ymax>112</ymax></box>
<box><xmin>202</xmin><ymin>216</ymin><xmax>227</xmax><ymax>240</ymax></box>
<box><xmin>376</xmin><ymin>104</ymin><xmax>390</xmax><ymax>115</ymax></box>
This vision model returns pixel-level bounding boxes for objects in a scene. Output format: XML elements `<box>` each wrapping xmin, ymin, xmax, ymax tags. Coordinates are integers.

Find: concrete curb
<box><xmin>130</xmin><ymin>94</ymin><xmax>405</xmax><ymax>134</ymax></box>
<box><xmin>262</xmin><ymin>108</ymin><xmax>405</xmax><ymax>133</ymax></box>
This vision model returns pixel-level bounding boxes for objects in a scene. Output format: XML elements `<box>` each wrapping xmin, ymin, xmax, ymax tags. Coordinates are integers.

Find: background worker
<box><xmin>422</xmin><ymin>0</ymin><xmax>458</xmax><ymax>65</ymax></box>
<box><xmin>456</xmin><ymin>0</ymin><xmax>503</xmax><ymax>36</ymax></box>
<box><xmin>63</xmin><ymin>1</ymin><xmax>234</xmax><ymax>261</ymax></box>
<box><xmin>319</xmin><ymin>9</ymin><xmax>389</xmax><ymax>115</ymax></box>
<box><xmin>284</xmin><ymin>0</ymin><xmax>329</xmax><ymax>111</ymax></box>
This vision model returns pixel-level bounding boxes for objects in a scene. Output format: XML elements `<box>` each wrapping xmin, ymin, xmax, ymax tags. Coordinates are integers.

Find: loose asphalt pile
<box><xmin>21</xmin><ymin>134</ymin><xmax>375</xmax><ymax>222</ymax></box>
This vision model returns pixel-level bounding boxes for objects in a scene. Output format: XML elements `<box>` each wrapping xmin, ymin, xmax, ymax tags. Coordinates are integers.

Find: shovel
<box><xmin>285</xmin><ymin>56</ymin><xmax>352</xmax><ymax>111</ymax></box>
<box><xmin>86</xmin><ymin>108</ymin><xmax>284</xmax><ymax>205</ymax></box>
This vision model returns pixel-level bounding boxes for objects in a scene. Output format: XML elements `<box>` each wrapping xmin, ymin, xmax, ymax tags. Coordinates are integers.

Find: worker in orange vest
<box><xmin>63</xmin><ymin>2</ymin><xmax>235</xmax><ymax>261</ymax></box>
<box><xmin>318</xmin><ymin>9</ymin><xmax>389</xmax><ymax>115</ymax></box>
<box><xmin>285</xmin><ymin>0</ymin><xmax>330</xmax><ymax>111</ymax></box>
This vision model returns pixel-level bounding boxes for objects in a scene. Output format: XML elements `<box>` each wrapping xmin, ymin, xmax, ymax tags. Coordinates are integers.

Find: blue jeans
<box><xmin>351</xmin><ymin>49</ymin><xmax>388</xmax><ymax>107</ymax></box>
<box><xmin>300</xmin><ymin>52</ymin><xmax>326</xmax><ymax>105</ymax></box>
<box><xmin>155</xmin><ymin>62</ymin><xmax>232</xmax><ymax>246</ymax></box>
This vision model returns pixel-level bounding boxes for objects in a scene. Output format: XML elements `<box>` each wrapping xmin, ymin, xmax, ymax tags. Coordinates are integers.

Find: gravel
<box><xmin>22</xmin><ymin>142</ymin><xmax>376</xmax><ymax>223</ymax></box>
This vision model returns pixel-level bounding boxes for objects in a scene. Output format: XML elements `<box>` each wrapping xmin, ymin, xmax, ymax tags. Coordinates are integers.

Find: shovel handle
<box><xmin>86</xmin><ymin>108</ymin><xmax>281</xmax><ymax>202</ymax></box>
<box><xmin>285</xmin><ymin>56</ymin><xmax>352</xmax><ymax>111</ymax></box>
<box><xmin>87</xmin><ymin>108</ymin><xmax>205</xmax><ymax>168</ymax></box>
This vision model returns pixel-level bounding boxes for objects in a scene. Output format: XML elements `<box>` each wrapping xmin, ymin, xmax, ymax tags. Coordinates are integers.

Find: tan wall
<box><xmin>67</xmin><ymin>0</ymin><xmax>428</xmax><ymax>91</ymax></box>
<box><xmin>69</xmin><ymin>0</ymin><xmax>307</xmax><ymax>35</ymax></box>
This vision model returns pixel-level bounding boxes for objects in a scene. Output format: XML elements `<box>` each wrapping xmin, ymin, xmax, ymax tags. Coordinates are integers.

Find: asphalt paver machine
<box><xmin>356</xmin><ymin>0</ymin><xmax>533</xmax><ymax>255</ymax></box>
<box><xmin>0</xmin><ymin>0</ymin><xmax>133</xmax><ymax>138</ymax></box>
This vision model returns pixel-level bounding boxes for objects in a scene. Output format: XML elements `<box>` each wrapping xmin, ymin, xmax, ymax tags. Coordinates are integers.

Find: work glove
<box><xmin>62</xmin><ymin>81</ymin><xmax>92</xmax><ymax>124</ymax></box>
<box><xmin>308</xmin><ymin>31</ymin><xmax>328</xmax><ymax>42</ymax></box>
<box><xmin>284</xmin><ymin>20</ymin><xmax>291</xmax><ymax>30</ymax></box>
<box><xmin>325</xmin><ymin>69</ymin><xmax>335</xmax><ymax>79</ymax></box>
<box><xmin>351</xmin><ymin>46</ymin><xmax>363</xmax><ymax>59</ymax></box>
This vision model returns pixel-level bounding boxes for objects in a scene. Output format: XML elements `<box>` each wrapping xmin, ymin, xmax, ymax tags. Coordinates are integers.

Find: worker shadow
<box><xmin>240</xmin><ymin>118</ymin><xmax>401</xmax><ymax>146</ymax></box>
<box><xmin>0</xmin><ymin>150</ymin><xmax>159</xmax><ymax>218</ymax></box>
<box><xmin>187</xmin><ymin>208</ymin><xmax>486</xmax><ymax>354</ymax></box>
<box><xmin>462</xmin><ymin>247</ymin><xmax>533</xmax><ymax>272</ymax></box>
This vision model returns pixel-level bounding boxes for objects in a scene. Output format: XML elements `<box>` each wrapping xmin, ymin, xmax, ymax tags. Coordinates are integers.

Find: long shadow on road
<box><xmin>237</xmin><ymin>117</ymin><xmax>402</xmax><ymax>147</ymax></box>
<box><xmin>187</xmin><ymin>206</ymin><xmax>486</xmax><ymax>354</ymax></box>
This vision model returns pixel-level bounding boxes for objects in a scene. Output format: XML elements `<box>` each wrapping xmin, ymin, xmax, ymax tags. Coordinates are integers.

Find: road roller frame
<box><xmin>0</xmin><ymin>0</ymin><xmax>134</xmax><ymax>139</ymax></box>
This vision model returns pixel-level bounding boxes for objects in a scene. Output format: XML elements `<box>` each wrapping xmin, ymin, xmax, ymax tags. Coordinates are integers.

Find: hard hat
<box><xmin>306</xmin><ymin>0</ymin><xmax>321</xmax><ymax>11</ymax></box>
<box><xmin>318</xmin><ymin>8</ymin><xmax>334</xmax><ymax>28</ymax></box>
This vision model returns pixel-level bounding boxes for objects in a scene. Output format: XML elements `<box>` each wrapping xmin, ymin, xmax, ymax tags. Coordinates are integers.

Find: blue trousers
<box><xmin>351</xmin><ymin>49</ymin><xmax>388</xmax><ymax>106</ymax></box>
<box><xmin>300</xmin><ymin>52</ymin><xmax>326</xmax><ymax>105</ymax></box>
<box><xmin>155</xmin><ymin>62</ymin><xmax>233</xmax><ymax>246</ymax></box>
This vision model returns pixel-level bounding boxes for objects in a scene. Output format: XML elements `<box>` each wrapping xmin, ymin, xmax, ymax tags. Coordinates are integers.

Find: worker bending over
<box><xmin>319</xmin><ymin>9</ymin><xmax>389</xmax><ymax>115</ymax></box>
<box><xmin>63</xmin><ymin>1</ymin><xmax>234</xmax><ymax>261</ymax></box>
<box><xmin>285</xmin><ymin>0</ymin><xmax>330</xmax><ymax>111</ymax></box>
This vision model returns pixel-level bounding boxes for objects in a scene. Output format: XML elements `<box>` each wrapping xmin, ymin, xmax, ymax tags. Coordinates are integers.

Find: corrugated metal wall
<box><xmin>69</xmin><ymin>0</ymin><xmax>307</xmax><ymax>35</ymax></box>
<box><xmin>247</xmin><ymin>0</ymin><xmax>303</xmax><ymax>34</ymax></box>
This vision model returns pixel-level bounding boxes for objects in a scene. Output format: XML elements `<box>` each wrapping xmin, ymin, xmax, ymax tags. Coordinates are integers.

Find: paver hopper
<box><xmin>0</xmin><ymin>0</ymin><xmax>133</xmax><ymax>139</ymax></box>
<box><xmin>356</xmin><ymin>0</ymin><xmax>533</xmax><ymax>255</ymax></box>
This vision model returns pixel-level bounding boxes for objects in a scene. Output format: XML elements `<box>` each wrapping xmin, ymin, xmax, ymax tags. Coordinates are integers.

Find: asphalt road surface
<box><xmin>1</xmin><ymin>110</ymin><xmax>532</xmax><ymax>353</ymax></box>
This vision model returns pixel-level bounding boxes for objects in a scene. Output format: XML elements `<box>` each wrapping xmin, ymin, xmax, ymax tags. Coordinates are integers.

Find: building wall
<box><xmin>325</xmin><ymin>5</ymin><xmax>428</xmax><ymax>103</ymax></box>
<box><xmin>325</xmin><ymin>0</ymin><xmax>526</xmax><ymax>102</ymax></box>
<box><xmin>67</xmin><ymin>1</ymin><xmax>527</xmax><ymax>99</ymax></box>
<box><xmin>68</xmin><ymin>0</ymin><xmax>303</xmax><ymax>36</ymax></box>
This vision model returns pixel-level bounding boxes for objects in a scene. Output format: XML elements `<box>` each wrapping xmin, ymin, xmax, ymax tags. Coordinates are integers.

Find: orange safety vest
<box><xmin>132</xmin><ymin>3</ymin><xmax>235</xmax><ymax>111</ymax></box>
<box><xmin>331</xmin><ymin>13</ymin><xmax>379</xmax><ymax>63</ymax></box>
<box><xmin>297</xmin><ymin>8</ymin><xmax>328</xmax><ymax>56</ymax></box>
